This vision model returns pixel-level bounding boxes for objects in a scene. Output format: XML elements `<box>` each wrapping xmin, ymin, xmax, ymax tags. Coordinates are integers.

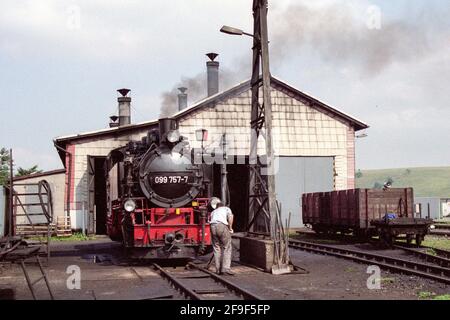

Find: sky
<box><xmin>0</xmin><ymin>0</ymin><xmax>449</xmax><ymax>171</ymax></box>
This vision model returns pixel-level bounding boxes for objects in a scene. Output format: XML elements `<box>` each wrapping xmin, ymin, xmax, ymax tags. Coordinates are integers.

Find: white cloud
<box><xmin>0</xmin><ymin>1</ymin><xmax>252</xmax><ymax>62</ymax></box>
<box><xmin>1</xmin><ymin>1</ymin><xmax>449</xmax><ymax>171</ymax></box>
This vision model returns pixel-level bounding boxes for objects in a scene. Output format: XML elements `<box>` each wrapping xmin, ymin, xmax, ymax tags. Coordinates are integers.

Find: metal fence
<box><xmin>0</xmin><ymin>188</ymin><xmax>4</xmax><ymax>237</ymax></box>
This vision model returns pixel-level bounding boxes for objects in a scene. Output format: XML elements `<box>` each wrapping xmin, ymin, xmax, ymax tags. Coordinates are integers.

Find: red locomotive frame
<box><xmin>107</xmin><ymin>197</ymin><xmax>212</xmax><ymax>259</ymax></box>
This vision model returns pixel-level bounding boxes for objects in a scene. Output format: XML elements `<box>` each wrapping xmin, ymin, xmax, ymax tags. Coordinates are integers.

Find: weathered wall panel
<box><xmin>13</xmin><ymin>171</ymin><xmax>65</xmax><ymax>226</ymax></box>
<box><xmin>62</xmin><ymin>84</ymin><xmax>359</xmax><ymax>230</ymax></box>
<box><xmin>178</xmin><ymin>87</ymin><xmax>353</xmax><ymax>190</ymax></box>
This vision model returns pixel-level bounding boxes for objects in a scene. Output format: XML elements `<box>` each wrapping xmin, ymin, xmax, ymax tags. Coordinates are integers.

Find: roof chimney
<box><xmin>206</xmin><ymin>53</ymin><xmax>219</xmax><ymax>97</ymax></box>
<box><xmin>109</xmin><ymin>115</ymin><xmax>119</xmax><ymax>128</ymax></box>
<box><xmin>178</xmin><ymin>87</ymin><xmax>188</xmax><ymax>111</ymax></box>
<box><xmin>117</xmin><ymin>88</ymin><xmax>131</xmax><ymax>126</ymax></box>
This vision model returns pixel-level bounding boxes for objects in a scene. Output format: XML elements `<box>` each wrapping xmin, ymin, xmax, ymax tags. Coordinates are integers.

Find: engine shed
<box><xmin>53</xmin><ymin>55</ymin><xmax>368</xmax><ymax>234</ymax></box>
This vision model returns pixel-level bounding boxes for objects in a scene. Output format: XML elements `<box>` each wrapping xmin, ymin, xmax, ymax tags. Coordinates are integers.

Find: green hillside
<box><xmin>355</xmin><ymin>167</ymin><xmax>450</xmax><ymax>197</ymax></box>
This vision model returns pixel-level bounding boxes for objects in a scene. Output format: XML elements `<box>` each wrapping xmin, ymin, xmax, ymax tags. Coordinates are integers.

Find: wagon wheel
<box><xmin>312</xmin><ymin>225</ymin><xmax>325</xmax><ymax>236</ymax></box>
<box><xmin>415</xmin><ymin>234</ymin><xmax>424</xmax><ymax>247</ymax></box>
<box><xmin>380</xmin><ymin>231</ymin><xmax>393</xmax><ymax>248</ymax></box>
<box><xmin>406</xmin><ymin>234</ymin><xmax>413</xmax><ymax>245</ymax></box>
<box><xmin>355</xmin><ymin>229</ymin><xmax>369</xmax><ymax>242</ymax></box>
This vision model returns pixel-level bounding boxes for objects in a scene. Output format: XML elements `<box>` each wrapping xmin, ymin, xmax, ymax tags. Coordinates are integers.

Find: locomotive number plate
<box><xmin>152</xmin><ymin>175</ymin><xmax>189</xmax><ymax>184</ymax></box>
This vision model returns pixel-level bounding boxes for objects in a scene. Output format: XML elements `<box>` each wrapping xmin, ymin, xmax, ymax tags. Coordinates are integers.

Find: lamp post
<box><xmin>220</xmin><ymin>26</ymin><xmax>255</xmax><ymax>38</ymax></box>
<box><xmin>220</xmin><ymin>0</ymin><xmax>277</xmax><ymax>236</ymax></box>
<box><xmin>9</xmin><ymin>149</ymin><xmax>13</xmax><ymax>236</ymax></box>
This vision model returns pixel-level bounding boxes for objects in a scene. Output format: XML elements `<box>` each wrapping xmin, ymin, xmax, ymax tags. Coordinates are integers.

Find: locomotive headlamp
<box><xmin>124</xmin><ymin>199</ymin><xmax>136</xmax><ymax>212</ymax></box>
<box><xmin>167</xmin><ymin>130</ymin><xmax>181</xmax><ymax>143</ymax></box>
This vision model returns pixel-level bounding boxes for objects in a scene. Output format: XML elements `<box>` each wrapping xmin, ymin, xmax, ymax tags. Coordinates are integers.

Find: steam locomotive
<box><xmin>105</xmin><ymin>118</ymin><xmax>214</xmax><ymax>259</ymax></box>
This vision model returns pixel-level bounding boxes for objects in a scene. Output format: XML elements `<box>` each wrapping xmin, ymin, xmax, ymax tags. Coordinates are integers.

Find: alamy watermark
<box><xmin>366</xmin><ymin>265</ymin><xmax>381</xmax><ymax>290</ymax></box>
<box><xmin>366</xmin><ymin>5</ymin><xmax>382</xmax><ymax>30</ymax></box>
<box><xmin>66</xmin><ymin>265</ymin><xmax>81</xmax><ymax>290</ymax></box>
<box><xmin>171</xmin><ymin>131</ymin><xmax>280</xmax><ymax>176</ymax></box>
<box><xmin>66</xmin><ymin>5</ymin><xmax>81</xmax><ymax>31</ymax></box>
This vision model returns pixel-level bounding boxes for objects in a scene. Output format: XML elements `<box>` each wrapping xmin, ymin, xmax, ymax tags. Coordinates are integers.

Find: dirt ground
<box><xmin>1</xmin><ymin>238</ymin><xmax>449</xmax><ymax>300</ymax></box>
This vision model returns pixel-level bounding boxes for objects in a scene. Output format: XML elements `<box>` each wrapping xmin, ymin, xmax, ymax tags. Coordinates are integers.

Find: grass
<box><xmin>434</xmin><ymin>294</ymin><xmax>450</xmax><ymax>300</ymax></box>
<box><xmin>418</xmin><ymin>291</ymin><xmax>450</xmax><ymax>300</ymax></box>
<box><xmin>422</xmin><ymin>236</ymin><xmax>450</xmax><ymax>251</ymax></box>
<box><xmin>435</xmin><ymin>219</ymin><xmax>450</xmax><ymax>225</ymax></box>
<box><xmin>290</xmin><ymin>233</ymin><xmax>343</xmax><ymax>245</ymax></box>
<box><xmin>29</xmin><ymin>232</ymin><xmax>96</xmax><ymax>242</ymax></box>
<box><xmin>381</xmin><ymin>277</ymin><xmax>395</xmax><ymax>284</ymax></box>
<box><xmin>356</xmin><ymin>166</ymin><xmax>450</xmax><ymax>197</ymax></box>
<box><xmin>418</xmin><ymin>291</ymin><xmax>435</xmax><ymax>300</ymax></box>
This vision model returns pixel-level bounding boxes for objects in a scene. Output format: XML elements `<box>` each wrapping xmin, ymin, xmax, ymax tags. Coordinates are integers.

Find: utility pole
<box><xmin>9</xmin><ymin>148</ymin><xmax>13</xmax><ymax>236</ymax></box>
<box><xmin>247</xmin><ymin>0</ymin><xmax>277</xmax><ymax>236</ymax></box>
<box><xmin>220</xmin><ymin>0</ymin><xmax>290</xmax><ymax>273</ymax></box>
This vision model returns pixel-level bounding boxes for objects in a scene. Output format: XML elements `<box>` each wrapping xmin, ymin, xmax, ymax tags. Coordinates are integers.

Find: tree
<box><xmin>0</xmin><ymin>148</ymin><xmax>11</xmax><ymax>186</ymax></box>
<box><xmin>355</xmin><ymin>169</ymin><xmax>363</xmax><ymax>179</ymax></box>
<box><xmin>16</xmin><ymin>165</ymin><xmax>42</xmax><ymax>177</ymax></box>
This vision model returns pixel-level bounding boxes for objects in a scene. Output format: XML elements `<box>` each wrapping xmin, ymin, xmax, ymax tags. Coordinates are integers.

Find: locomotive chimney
<box><xmin>177</xmin><ymin>87</ymin><xmax>188</xmax><ymax>111</ymax></box>
<box><xmin>206</xmin><ymin>53</ymin><xmax>219</xmax><ymax>97</ymax></box>
<box><xmin>117</xmin><ymin>88</ymin><xmax>131</xmax><ymax>126</ymax></box>
<box><xmin>159</xmin><ymin>118</ymin><xmax>177</xmax><ymax>141</ymax></box>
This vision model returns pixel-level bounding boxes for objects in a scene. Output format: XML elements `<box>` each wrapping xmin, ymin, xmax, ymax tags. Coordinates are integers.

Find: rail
<box><xmin>289</xmin><ymin>238</ymin><xmax>450</xmax><ymax>285</ymax></box>
<box><xmin>153</xmin><ymin>263</ymin><xmax>263</xmax><ymax>300</ymax></box>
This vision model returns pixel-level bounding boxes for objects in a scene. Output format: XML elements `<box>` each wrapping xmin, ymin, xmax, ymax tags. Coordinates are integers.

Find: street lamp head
<box><xmin>356</xmin><ymin>133</ymin><xmax>368</xmax><ymax>139</ymax></box>
<box><xmin>220</xmin><ymin>25</ymin><xmax>244</xmax><ymax>36</ymax></box>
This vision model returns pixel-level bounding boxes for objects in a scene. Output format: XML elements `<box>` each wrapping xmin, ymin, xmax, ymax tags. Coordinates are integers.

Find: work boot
<box><xmin>222</xmin><ymin>269</ymin><xmax>235</xmax><ymax>276</ymax></box>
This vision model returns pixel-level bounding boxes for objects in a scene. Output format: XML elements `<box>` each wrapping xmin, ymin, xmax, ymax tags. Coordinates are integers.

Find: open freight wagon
<box><xmin>302</xmin><ymin>188</ymin><xmax>433</xmax><ymax>246</ymax></box>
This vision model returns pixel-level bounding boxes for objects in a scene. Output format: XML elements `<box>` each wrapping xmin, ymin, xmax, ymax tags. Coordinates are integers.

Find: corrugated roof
<box><xmin>271</xmin><ymin>77</ymin><xmax>368</xmax><ymax>130</ymax></box>
<box><xmin>13</xmin><ymin>169</ymin><xmax>66</xmax><ymax>182</ymax></box>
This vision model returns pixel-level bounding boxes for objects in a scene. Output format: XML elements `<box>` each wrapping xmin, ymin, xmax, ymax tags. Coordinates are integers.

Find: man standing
<box><xmin>209</xmin><ymin>199</ymin><xmax>234</xmax><ymax>276</ymax></box>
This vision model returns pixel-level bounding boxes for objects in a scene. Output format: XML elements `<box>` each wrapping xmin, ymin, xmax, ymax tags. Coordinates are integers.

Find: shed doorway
<box><xmin>213</xmin><ymin>161</ymin><xmax>249</xmax><ymax>233</ymax></box>
<box><xmin>87</xmin><ymin>156</ymin><xmax>107</xmax><ymax>235</ymax></box>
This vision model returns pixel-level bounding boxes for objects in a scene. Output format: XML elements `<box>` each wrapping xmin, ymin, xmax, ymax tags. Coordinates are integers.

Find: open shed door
<box><xmin>275</xmin><ymin>157</ymin><xmax>334</xmax><ymax>228</ymax></box>
<box><xmin>87</xmin><ymin>156</ymin><xmax>96</xmax><ymax>235</ymax></box>
<box><xmin>87</xmin><ymin>156</ymin><xmax>108</xmax><ymax>235</ymax></box>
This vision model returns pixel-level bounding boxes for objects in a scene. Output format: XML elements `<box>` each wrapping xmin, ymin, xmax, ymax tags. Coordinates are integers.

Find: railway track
<box><xmin>422</xmin><ymin>246</ymin><xmax>450</xmax><ymax>260</ymax></box>
<box><xmin>153</xmin><ymin>263</ymin><xmax>263</xmax><ymax>300</ymax></box>
<box><xmin>289</xmin><ymin>239</ymin><xmax>450</xmax><ymax>285</ymax></box>
<box><xmin>394</xmin><ymin>243</ymin><xmax>450</xmax><ymax>267</ymax></box>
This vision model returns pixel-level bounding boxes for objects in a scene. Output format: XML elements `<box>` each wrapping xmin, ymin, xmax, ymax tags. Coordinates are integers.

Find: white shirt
<box><xmin>210</xmin><ymin>207</ymin><xmax>233</xmax><ymax>225</ymax></box>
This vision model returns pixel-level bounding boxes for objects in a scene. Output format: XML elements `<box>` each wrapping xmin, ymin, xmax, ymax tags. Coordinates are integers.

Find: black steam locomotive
<box><xmin>105</xmin><ymin>118</ymin><xmax>214</xmax><ymax>258</ymax></box>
